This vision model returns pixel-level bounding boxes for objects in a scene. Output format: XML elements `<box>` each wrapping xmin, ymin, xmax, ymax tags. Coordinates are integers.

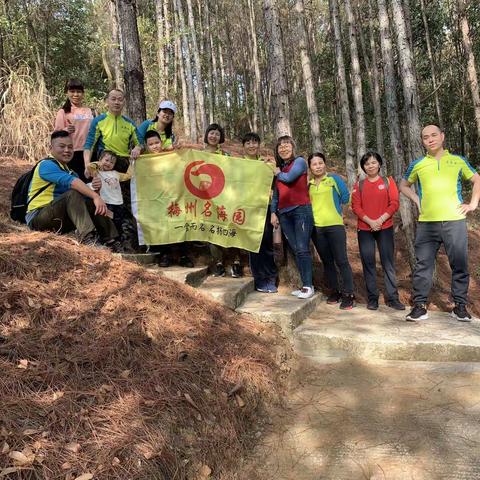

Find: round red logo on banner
<box><xmin>184</xmin><ymin>160</ymin><xmax>226</xmax><ymax>199</ymax></box>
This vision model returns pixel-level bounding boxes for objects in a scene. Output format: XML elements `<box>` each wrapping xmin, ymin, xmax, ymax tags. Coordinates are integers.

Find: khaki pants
<box><xmin>30</xmin><ymin>190</ymin><xmax>118</xmax><ymax>242</ymax></box>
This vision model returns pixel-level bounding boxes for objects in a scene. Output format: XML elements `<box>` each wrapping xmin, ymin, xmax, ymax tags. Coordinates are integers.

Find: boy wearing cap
<box><xmin>136</xmin><ymin>100</ymin><xmax>177</xmax><ymax>150</ymax></box>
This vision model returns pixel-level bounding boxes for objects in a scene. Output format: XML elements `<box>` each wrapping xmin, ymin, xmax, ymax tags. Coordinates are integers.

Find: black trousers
<box><xmin>357</xmin><ymin>227</ymin><xmax>400</xmax><ymax>303</ymax></box>
<box><xmin>249</xmin><ymin>205</ymin><xmax>278</xmax><ymax>286</ymax></box>
<box><xmin>312</xmin><ymin>225</ymin><xmax>354</xmax><ymax>294</ymax></box>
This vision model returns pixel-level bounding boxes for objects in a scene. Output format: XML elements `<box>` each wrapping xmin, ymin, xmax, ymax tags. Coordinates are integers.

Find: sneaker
<box><xmin>387</xmin><ymin>299</ymin><xmax>406</xmax><ymax>311</ymax></box>
<box><xmin>256</xmin><ymin>280</ymin><xmax>268</xmax><ymax>292</ymax></box>
<box><xmin>158</xmin><ymin>254</ymin><xmax>170</xmax><ymax>268</ymax></box>
<box><xmin>340</xmin><ymin>294</ymin><xmax>355</xmax><ymax>310</ymax></box>
<box><xmin>326</xmin><ymin>291</ymin><xmax>341</xmax><ymax>304</ymax></box>
<box><xmin>231</xmin><ymin>262</ymin><xmax>244</xmax><ymax>278</ymax></box>
<box><xmin>213</xmin><ymin>262</ymin><xmax>226</xmax><ymax>277</ymax></box>
<box><xmin>264</xmin><ymin>281</ymin><xmax>278</xmax><ymax>293</ymax></box>
<box><xmin>105</xmin><ymin>239</ymin><xmax>124</xmax><ymax>253</ymax></box>
<box><xmin>178</xmin><ymin>255</ymin><xmax>194</xmax><ymax>268</ymax></box>
<box><xmin>81</xmin><ymin>232</ymin><xmax>100</xmax><ymax>247</ymax></box>
<box><xmin>297</xmin><ymin>286</ymin><xmax>314</xmax><ymax>299</ymax></box>
<box><xmin>367</xmin><ymin>299</ymin><xmax>379</xmax><ymax>310</ymax></box>
<box><xmin>291</xmin><ymin>289</ymin><xmax>302</xmax><ymax>297</ymax></box>
<box><xmin>451</xmin><ymin>304</ymin><xmax>472</xmax><ymax>322</ymax></box>
<box><xmin>406</xmin><ymin>304</ymin><xmax>428</xmax><ymax>322</ymax></box>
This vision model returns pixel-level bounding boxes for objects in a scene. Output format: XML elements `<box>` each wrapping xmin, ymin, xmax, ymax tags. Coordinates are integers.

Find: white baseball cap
<box><xmin>158</xmin><ymin>100</ymin><xmax>177</xmax><ymax>113</ymax></box>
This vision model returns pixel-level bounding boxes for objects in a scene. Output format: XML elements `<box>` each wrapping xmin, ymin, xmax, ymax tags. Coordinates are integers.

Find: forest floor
<box><xmin>2</xmin><ymin>152</ymin><xmax>480</xmax><ymax>480</ymax></box>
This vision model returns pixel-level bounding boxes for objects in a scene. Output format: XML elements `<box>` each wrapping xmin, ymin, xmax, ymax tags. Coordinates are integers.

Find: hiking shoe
<box><xmin>406</xmin><ymin>304</ymin><xmax>428</xmax><ymax>322</ymax></box>
<box><xmin>105</xmin><ymin>239</ymin><xmax>124</xmax><ymax>253</ymax></box>
<box><xmin>81</xmin><ymin>232</ymin><xmax>100</xmax><ymax>247</ymax></box>
<box><xmin>213</xmin><ymin>262</ymin><xmax>226</xmax><ymax>277</ymax></box>
<box><xmin>326</xmin><ymin>291</ymin><xmax>342</xmax><ymax>304</ymax></box>
<box><xmin>451</xmin><ymin>304</ymin><xmax>472</xmax><ymax>322</ymax></box>
<box><xmin>179</xmin><ymin>255</ymin><xmax>194</xmax><ymax>268</ymax></box>
<box><xmin>291</xmin><ymin>289</ymin><xmax>302</xmax><ymax>297</ymax></box>
<box><xmin>298</xmin><ymin>286</ymin><xmax>314</xmax><ymax>299</ymax></box>
<box><xmin>387</xmin><ymin>299</ymin><xmax>406</xmax><ymax>311</ymax></box>
<box><xmin>158</xmin><ymin>254</ymin><xmax>170</xmax><ymax>268</ymax></box>
<box><xmin>367</xmin><ymin>299</ymin><xmax>379</xmax><ymax>310</ymax></box>
<box><xmin>231</xmin><ymin>262</ymin><xmax>244</xmax><ymax>278</ymax></box>
<box><xmin>340</xmin><ymin>294</ymin><xmax>355</xmax><ymax>310</ymax></box>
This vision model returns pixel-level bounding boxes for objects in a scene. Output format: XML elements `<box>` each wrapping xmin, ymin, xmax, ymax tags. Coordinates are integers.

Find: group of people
<box><xmin>24</xmin><ymin>78</ymin><xmax>480</xmax><ymax>323</ymax></box>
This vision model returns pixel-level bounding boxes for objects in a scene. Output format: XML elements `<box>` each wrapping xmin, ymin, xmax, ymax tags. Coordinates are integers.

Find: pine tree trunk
<box><xmin>419</xmin><ymin>0</ymin><xmax>443</xmax><ymax>128</ymax></box>
<box><xmin>390</xmin><ymin>0</ymin><xmax>422</xmax><ymax>159</ymax></box>
<box><xmin>377</xmin><ymin>0</ymin><xmax>415</xmax><ymax>271</ymax></box>
<box><xmin>295</xmin><ymin>0</ymin><xmax>323</xmax><ymax>152</ymax></box>
<box><xmin>458</xmin><ymin>0</ymin><xmax>480</xmax><ymax>142</ymax></box>
<box><xmin>175</xmin><ymin>19</ymin><xmax>190</xmax><ymax>137</ymax></box>
<box><xmin>116</xmin><ymin>0</ymin><xmax>146</xmax><ymax>124</ymax></box>
<box><xmin>174</xmin><ymin>0</ymin><xmax>197</xmax><ymax>141</ymax></box>
<box><xmin>264</xmin><ymin>0</ymin><xmax>291</xmax><ymax>138</ymax></box>
<box><xmin>163</xmin><ymin>0</ymin><xmax>171</xmax><ymax>96</ymax></box>
<box><xmin>329</xmin><ymin>0</ymin><xmax>356</xmax><ymax>186</ymax></box>
<box><xmin>155</xmin><ymin>0</ymin><xmax>166</xmax><ymax>101</ymax></box>
<box><xmin>367</xmin><ymin>0</ymin><xmax>384</xmax><ymax>157</ymax></box>
<box><xmin>110</xmin><ymin>0</ymin><xmax>123</xmax><ymax>90</ymax></box>
<box><xmin>186</xmin><ymin>0</ymin><xmax>206</xmax><ymax>132</ymax></box>
<box><xmin>356</xmin><ymin>0</ymin><xmax>384</xmax><ymax>159</ymax></box>
<box><xmin>204</xmin><ymin>1</ymin><xmax>215</xmax><ymax>123</ymax></box>
<box><xmin>344</xmin><ymin>0</ymin><xmax>366</xmax><ymax>164</ymax></box>
<box><xmin>248</xmin><ymin>0</ymin><xmax>264</xmax><ymax>134</ymax></box>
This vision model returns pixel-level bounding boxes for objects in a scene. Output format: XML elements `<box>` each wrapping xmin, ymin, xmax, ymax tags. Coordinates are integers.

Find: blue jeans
<box><xmin>279</xmin><ymin>205</ymin><xmax>314</xmax><ymax>288</ymax></box>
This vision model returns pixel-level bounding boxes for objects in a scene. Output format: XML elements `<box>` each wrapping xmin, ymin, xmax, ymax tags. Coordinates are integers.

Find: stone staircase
<box><xmin>122</xmin><ymin>253</ymin><xmax>480</xmax><ymax>479</ymax></box>
<box><xmin>121</xmin><ymin>253</ymin><xmax>480</xmax><ymax>363</ymax></box>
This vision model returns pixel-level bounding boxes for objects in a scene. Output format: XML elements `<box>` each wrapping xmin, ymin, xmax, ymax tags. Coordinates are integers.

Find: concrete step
<box><xmin>294</xmin><ymin>303</ymin><xmax>480</xmax><ymax>362</ymax></box>
<box><xmin>118</xmin><ymin>252</ymin><xmax>161</xmax><ymax>265</ymax></box>
<box><xmin>237</xmin><ymin>291</ymin><xmax>323</xmax><ymax>337</ymax></box>
<box><xmin>146</xmin><ymin>265</ymin><xmax>209</xmax><ymax>287</ymax></box>
<box><xmin>197</xmin><ymin>276</ymin><xmax>254</xmax><ymax>310</ymax></box>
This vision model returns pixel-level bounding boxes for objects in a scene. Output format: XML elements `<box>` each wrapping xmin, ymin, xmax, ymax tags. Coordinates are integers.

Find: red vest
<box><xmin>277</xmin><ymin>159</ymin><xmax>310</xmax><ymax>210</ymax></box>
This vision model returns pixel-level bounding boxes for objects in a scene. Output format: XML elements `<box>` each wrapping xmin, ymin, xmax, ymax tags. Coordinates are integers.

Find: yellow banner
<box><xmin>131</xmin><ymin>149</ymin><xmax>274</xmax><ymax>252</ymax></box>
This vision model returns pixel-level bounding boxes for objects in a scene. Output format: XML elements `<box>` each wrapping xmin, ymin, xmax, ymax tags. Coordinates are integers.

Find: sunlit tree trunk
<box><xmin>419</xmin><ymin>0</ymin><xmax>443</xmax><ymax>128</ymax></box>
<box><xmin>186</xmin><ymin>0</ymin><xmax>206</xmax><ymax>132</ymax></box>
<box><xmin>344</xmin><ymin>0</ymin><xmax>366</xmax><ymax>164</ymax></box>
<box><xmin>174</xmin><ymin>0</ymin><xmax>197</xmax><ymax>141</ymax></box>
<box><xmin>264</xmin><ymin>0</ymin><xmax>291</xmax><ymax>137</ymax></box>
<box><xmin>329</xmin><ymin>0</ymin><xmax>355</xmax><ymax>186</ymax></box>
<box><xmin>377</xmin><ymin>0</ymin><xmax>415</xmax><ymax>270</ymax></box>
<box><xmin>155</xmin><ymin>0</ymin><xmax>165</xmax><ymax>101</ymax></box>
<box><xmin>175</xmin><ymin>18</ymin><xmax>190</xmax><ymax>137</ymax></box>
<box><xmin>390</xmin><ymin>0</ymin><xmax>422</xmax><ymax>159</ymax></box>
<box><xmin>295</xmin><ymin>0</ymin><xmax>323</xmax><ymax>152</ymax></box>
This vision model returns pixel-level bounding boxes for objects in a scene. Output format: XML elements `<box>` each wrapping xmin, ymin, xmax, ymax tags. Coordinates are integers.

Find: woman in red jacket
<box><xmin>351</xmin><ymin>151</ymin><xmax>405</xmax><ymax>311</ymax></box>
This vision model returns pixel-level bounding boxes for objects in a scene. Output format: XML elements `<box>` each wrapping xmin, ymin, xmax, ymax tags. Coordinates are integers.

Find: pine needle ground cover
<box><xmin>0</xmin><ymin>157</ymin><xmax>288</xmax><ymax>479</ymax></box>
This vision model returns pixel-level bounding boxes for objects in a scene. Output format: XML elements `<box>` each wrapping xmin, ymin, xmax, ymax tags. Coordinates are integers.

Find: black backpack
<box><xmin>10</xmin><ymin>162</ymin><xmax>52</xmax><ymax>224</ymax></box>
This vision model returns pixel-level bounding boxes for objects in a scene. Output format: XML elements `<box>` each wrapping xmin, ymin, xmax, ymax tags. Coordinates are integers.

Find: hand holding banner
<box><xmin>131</xmin><ymin>149</ymin><xmax>274</xmax><ymax>252</ymax></box>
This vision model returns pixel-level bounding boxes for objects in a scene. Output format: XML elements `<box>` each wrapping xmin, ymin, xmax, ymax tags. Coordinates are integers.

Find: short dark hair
<box><xmin>145</xmin><ymin>130</ymin><xmax>162</xmax><ymax>142</ymax></box>
<box><xmin>360</xmin><ymin>151</ymin><xmax>383</xmax><ymax>173</ymax></box>
<box><xmin>242</xmin><ymin>132</ymin><xmax>261</xmax><ymax>145</ymax></box>
<box><xmin>204</xmin><ymin>123</ymin><xmax>225</xmax><ymax>144</ymax></box>
<box><xmin>106</xmin><ymin>88</ymin><xmax>124</xmax><ymax>99</ymax></box>
<box><xmin>51</xmin><ymin>130</ymin><xmax>70</xmax><ymax>141</ymax></box>
<box><xmin>98</xmin><ymin>150</ymin><xmax>117</xmax><ymax>164</ymax></box>
<box><xmin>274</xmin><ymin>135</ymin><xmax>296</xmax><ymax>167</ymax></box>
<box><xmin>307</xmin><ymin>152</ymin><xmax>325</xmax><ymax>167</ymax></box>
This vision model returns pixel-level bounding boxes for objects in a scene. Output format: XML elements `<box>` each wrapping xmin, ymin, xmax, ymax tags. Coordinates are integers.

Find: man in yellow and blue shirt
<box><xmin>400</xmin><ymin>124</ymin><xmax>480</xmax><ymax>322</ymax></box>
<box><xmin>27</xmin><ymin>131</ymin><xmax>118</xmax><ymax>246</ymax></box>
<box><xmin>83</xmin><ymin>89</ymin><xmax>139</xmax><ymax>175</ymax></box>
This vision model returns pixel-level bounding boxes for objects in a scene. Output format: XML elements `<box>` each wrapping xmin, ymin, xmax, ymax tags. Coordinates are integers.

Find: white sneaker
<box><xmin>291</xmin><ymin>289</ymin><xmax>302</xmax><ymax>297</ymax></box>
<box><xmin>297</xmin><ymin>286</ymin><xmax>314</xmax><ymax>299</ymax></box>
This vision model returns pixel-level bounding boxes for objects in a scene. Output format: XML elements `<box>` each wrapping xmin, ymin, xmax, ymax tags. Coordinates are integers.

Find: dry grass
<box><xmin>0</xmin><ymin>217</ymin><xmax>288</xmax><ymax>479</ymax></box>
<box><xmin>0</xmin><ymin>65</ymin><xmax>54</xmax><ymax>163</ymax></box>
